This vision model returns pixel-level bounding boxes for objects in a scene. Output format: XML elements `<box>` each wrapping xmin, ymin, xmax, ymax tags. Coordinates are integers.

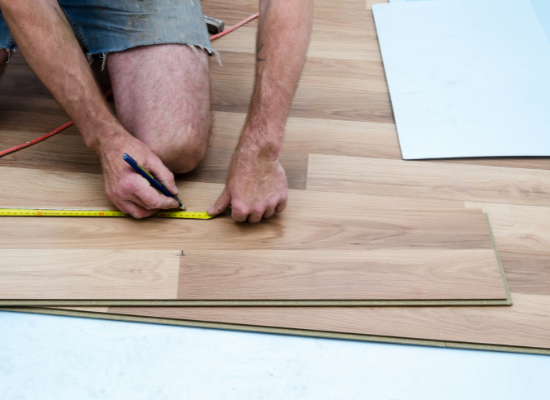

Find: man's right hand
<box><xmin>97</xmin><ymin>132</ymin><xmax>180</xmax><ymax>218</ymax></box>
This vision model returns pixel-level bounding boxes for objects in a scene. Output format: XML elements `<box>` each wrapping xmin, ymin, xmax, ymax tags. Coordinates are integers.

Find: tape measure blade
<box><xmin>0</xmin><ymin>208</ymin><xmax>212</xmax><ymax>219</ymax></box>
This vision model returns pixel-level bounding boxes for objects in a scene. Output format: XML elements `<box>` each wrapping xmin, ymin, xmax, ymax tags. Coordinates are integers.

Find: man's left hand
<box><xmin>208</xmin><ymin>144</ymin><xmax>288</xmax><ymax>223</ymax></box>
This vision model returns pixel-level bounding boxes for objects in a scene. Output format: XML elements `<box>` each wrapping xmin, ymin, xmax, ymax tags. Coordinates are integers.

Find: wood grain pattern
<box><xmin>0</xmin><ymin>166</ymin><xmax>464</xmax><ymax>211</ymax></box>
<box><xmin>0</xmin><ymin>250</ymin><xmax>180</xmax><ymax>299</ymax></box>
<box><xmin>308</xmin><ymin>154</ymin><xmax>550</xmax><ymax>207</ymax></box>
<box><xmin>102</xmin><ymin>292</ymin><xmax>550</xmax><ymax>349</ymax></box>
<box><xmin>465</xmin><ymin>202</ymin><xmax>550</xmax><ymax>253</ymax></box>
<box><xmin>0</xmin><ymin>207</ymin><xmax>495</xmax><ymax>253</ymax></box>
<box><xmin>177</xmin><ymin>250</ymin><xmax>506</xmax><ymax>300</ymax></box>
<box><xmin>499</xmin><ymin>252</ymin><xmax>550</xmax><ymax>296</ymax></box>
<box><xmin>0</xmin><ymin>168</ymin><xmax>506</xmax><ymax>302</ymax></box>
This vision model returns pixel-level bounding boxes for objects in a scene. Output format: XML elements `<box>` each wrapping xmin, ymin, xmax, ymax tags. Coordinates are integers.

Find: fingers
<box><xmin>208</xmin><ymin>187</ymin><xmax>232</xmax><ymax>217</ymax></box>
<box><xmin>262</xmin><ymin>206</ymin><xmax>276</xmax><ymax>220</ymax></box>
<box><xmin>144</xmin><ymin>157</ymin><xmax>179</xmax><ymax>196</ymax></box>
<box><xmin>131</xmin><ymin>177</ymin><xmax>180</xmax><ymax>210</ymax></box>
<box><xmin>120</xmin><ymin>174</ymin><xmax>179</xmax><ymax>210</ymax></box>
<box><xmin>275</xmin><ymin>200</ymin><xmax>287</xmax><ymax>214</ymax></box>
<box><xmin>232</xmin><ymin>199</ymin><xmax>281</xmax><ymax>224</ymax></box>
<box><xmin>115</xmin><ymin>200</ymin><xmax>157</xmax><ymax>219</ymax></box>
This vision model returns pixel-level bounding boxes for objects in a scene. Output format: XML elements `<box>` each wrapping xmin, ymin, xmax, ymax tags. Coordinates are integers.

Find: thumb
<box><xmin>208</xmin><ymin>186</ymin><xmax>231</xmax><ymax>216</ymax></box>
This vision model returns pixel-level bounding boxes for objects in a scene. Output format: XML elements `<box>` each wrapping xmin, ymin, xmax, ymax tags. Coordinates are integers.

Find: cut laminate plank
<box><xmin>0</xmin><ymin>248</ymin><xmax>507</xmax><ymax>303</ymax></box>
<box><xmin>307</xmin><ymin>154</ymin><xmax>550</xmax><ymax>207</ymax></box>
<box><xmin>33</xmin><ymin>292</ymin><xmax>550</xmax><ymax>354</ymax></box>
<box><xmin>499</xmin><ymin>251</ymin><xmax>550</xmax><ymax>296</ymax></box>
<box><xmin>176</xmin><ymin>250</ymin><xmax>506</xmax><ymax>300</ymax></box>
<box><xmin>465</xmin><ymin>202</ymin><xmax>550</xmax><ymax>253</ymax></box>
<box><xmin>0</xmin><ymin>250</ymin><xmax>180</xmax><ymax>299</ymax></box>
<box><xmin>0</xmin><ymin>168</ymin><xmax>509</xmax><ymax>305</ymax></box>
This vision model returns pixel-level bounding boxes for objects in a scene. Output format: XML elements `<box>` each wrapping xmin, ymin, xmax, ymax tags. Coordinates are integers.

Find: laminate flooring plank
<box><xmin>176</xmin><ymin>249</ymin><xmax>506</xmax><ymax>300</ymax></box>
<box><xmin>437</xmin><ymin>158</ymin><xmax>550</xmax><ymax>172</ymax></box>
<box><xmin>47</xmin><ymin>292</ymin><xmax>547</xmax><ymax>350</ymax></box>
<box><xmin>0</xmin><ymin>248</ymin><xmax>507</xmax><ymax>302</ymax></box>
<box><xmin>0</xmin><ymin>207</ymin><xmax>493</xmax><ymax>252</ymax></box>
<box><xmin>0</xmin><ymin>166</ymin><xmax>464</xmax><ymax>211</ymax></box>
<box><xmin>465</xmin><ymin>202</ymin><xmax>550</xmax><ymax>253</ymax></box>
<box><xmin>186</xmin><ymin>147</ymin><xmax>308</xmax><ymax>190</ymax></box>
<box><xmin>499</xmin><ymin>251</ymin><xmax>550</xmax><ymax>296</ymax></box>
<box><xmin>0</xmin><ymin>250</ymin><xmax>180</xmax><ymax>299</ymax></box>
<box><xmin>210</xmin><ymin>48</ymin><xmax>393</xmax><ymax>123</ymax></box>
<box><xmin>307</xmin><ymin>154</ymin><xmax>550</xmax><ymax>207</ymax></box>
<box><xmin>211</xmin><ymin>112</ymin><xmax>401</xmax><ymax>159</ymax></box>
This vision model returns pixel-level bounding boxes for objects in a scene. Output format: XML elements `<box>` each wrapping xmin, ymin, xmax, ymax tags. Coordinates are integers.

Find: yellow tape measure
<box><xmin>0</xmin><ymin>208</ymin><xmax>212</xmax><ymax>220</ymax></box>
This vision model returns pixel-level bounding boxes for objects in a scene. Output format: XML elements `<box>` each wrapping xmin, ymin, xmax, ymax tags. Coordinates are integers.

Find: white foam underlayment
<box><xmin>375</xmin><ymin>0</ymin><xmax>550</xmax><ymax>159</ymax></box>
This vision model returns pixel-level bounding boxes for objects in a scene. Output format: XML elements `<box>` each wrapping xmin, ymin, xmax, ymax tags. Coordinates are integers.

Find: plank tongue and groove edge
<box><xmin>14</xmin><ymin>291</ymin><xmax>545</xmax><ymax>355</ymax></box>
<box><xmin>0</xmin><ymin>167</ymin><xmax>510</xmax><ymax>305</ymax></box>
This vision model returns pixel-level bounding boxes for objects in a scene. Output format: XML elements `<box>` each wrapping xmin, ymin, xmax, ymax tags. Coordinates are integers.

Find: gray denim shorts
<box><xmin>0</xmin><ymin>0</ymin><xmax>217</xmax><ymax>64</ymax></box>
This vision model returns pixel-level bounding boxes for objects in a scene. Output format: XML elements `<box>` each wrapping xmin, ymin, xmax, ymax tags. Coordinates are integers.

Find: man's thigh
<box><xmin>108</xmin><ymin>44</ymin><xmax>212</xmax><ymax>174</ymax></box>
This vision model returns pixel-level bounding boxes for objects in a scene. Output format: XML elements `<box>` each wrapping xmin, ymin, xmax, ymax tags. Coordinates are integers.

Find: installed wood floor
<box><xmin>1</xmin><ymin>0</ymin><xmax>549</xmax><ymax>350</ymax></box>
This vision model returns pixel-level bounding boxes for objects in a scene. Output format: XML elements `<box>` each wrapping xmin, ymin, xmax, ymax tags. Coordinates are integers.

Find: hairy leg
<box><xmin>0</xmin><ymin>49</ymin><xmax>8</xmax><ymax>77</ymax></box>
<box><xmin>107</xmin><ymin>44</ymin><xmax>211</xmax><ymax>174</ymax></box>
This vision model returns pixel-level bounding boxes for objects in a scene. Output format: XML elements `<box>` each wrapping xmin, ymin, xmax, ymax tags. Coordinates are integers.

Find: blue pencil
<box><xmin>123</xmin><ymin>153</ymin><xmax>186</xmax><ymax>210</ymax></box>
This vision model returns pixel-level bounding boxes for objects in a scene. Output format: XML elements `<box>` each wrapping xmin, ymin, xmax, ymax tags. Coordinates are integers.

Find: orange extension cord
<box><xmin>0</xmin><ymin>12</ymin><xmax>259</xmax><ymax>158</ymax></box>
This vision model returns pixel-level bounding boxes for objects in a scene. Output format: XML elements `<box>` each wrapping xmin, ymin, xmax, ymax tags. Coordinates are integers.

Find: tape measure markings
<box><xmin>0</xmin><ymin>208</ymin><xmax>212</xmax><ymax>220</ymax></box>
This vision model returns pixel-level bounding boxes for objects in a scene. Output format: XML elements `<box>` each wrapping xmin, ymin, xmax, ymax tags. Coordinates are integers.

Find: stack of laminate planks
<box><xmin>0</xmin><ymin>0</ymin><xmax>549</xmax><ymax>355</ymax></box>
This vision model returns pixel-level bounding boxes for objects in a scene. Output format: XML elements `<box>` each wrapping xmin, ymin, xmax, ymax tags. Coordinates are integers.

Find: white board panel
<box><xmin>374</xmin><ymin>0</ymin><xmax>550</xmax><ymax>159</ymax></box>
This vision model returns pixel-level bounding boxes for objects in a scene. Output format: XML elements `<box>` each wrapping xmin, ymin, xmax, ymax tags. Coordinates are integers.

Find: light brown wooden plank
<box><xmin>465</xmin><ymin>202</ymin><xmax>550</xmax><ymax>253</ymax></box>
<box><xmin>0</xmin><ymin>250</ymin><xmax>180</xmax><ymax>299</ymax></box>
<box><xmin>211</xmin><ymin>112</ymin><xmax>401</xmax><ymax>159</ymax></box>
<box><xmin>177</xmin><ymin>249</ymin><xmax>506</xmax><ymax>300</ymax></box>
<box><xmin>0</xmin><ymin>166</ymin><xmax>464</xmax><ymax>211</ymax></box>
<box><xmin>0</xmin><ymin>207</ymin><xmax>493</xmax><ymax>252</ymax></box>
<box><xmin>187</xmin><ymin>147</ymin><xmax>308</xmax><ymax>190</ymax></box>
<box><xmin>307</xmin><ymin>154</ymin><xmax>550</xmax><ymax>207</ymax></box>
<box><xmin>100</xmin><ymin>292</ymin><xmax>549</xmax><ymax>349</ymax></box>
<box><xmin>210</xmin><ymin>50</ymin><xmax>393</xmax><ymax>123</ymax></box>
<box><xmin>499</xmin><ymin>251</ymin><xmax>550</xmax><ymax>296</ymax></box>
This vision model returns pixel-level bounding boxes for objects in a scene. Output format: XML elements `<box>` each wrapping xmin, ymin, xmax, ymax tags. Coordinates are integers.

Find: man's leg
<box><xmin>0</xmin><ymin>48</ymin><xmax>8</xmax><ymax>77</ymax></box>
<box><xmin>108</xmin><ymin>44</ymin><xmax>211</xmax><ymax>174</ymax></box>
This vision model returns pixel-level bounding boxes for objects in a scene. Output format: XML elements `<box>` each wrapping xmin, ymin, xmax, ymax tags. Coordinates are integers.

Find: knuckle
<box><xmin>120</xmin><ymin>178</ymin><xmax>137</xmax><ymax>193</ymax></box>
<box><xmin>232</xmin><ymin>205</ymin><xmax>249</xmax><ymax>216</ymax></box>
<box><xmin>252</xmin><ymin>206</ymin><xmax>265</xmax><ymax>215</ymax></box>
<box><xmin>148</xmin><ymin>200</ymin><xmax>162</xmax><ymax>210</ymax></box>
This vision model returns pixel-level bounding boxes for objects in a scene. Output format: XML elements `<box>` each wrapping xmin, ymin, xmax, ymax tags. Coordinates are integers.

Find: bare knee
<box><xmin>147</xmin><ymin>124</ymin><xmax>210</xmax><ymax>174</ymax></box>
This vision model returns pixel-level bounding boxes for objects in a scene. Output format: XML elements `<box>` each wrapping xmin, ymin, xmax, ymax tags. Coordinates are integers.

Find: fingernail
<box><xmin>207</xmin><ymin>207</ymin><xmax>214</xmax><ymax>216</ymax></box>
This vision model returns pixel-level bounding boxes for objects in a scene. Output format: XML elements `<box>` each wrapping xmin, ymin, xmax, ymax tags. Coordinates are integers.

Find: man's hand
<box><xmin>98</xmin><ymin>132</ymin><xmax>180</xmax><ymax>218</ymax></box>
<box><xmin>207</xmin><ymin>0</ymin><xmax>311</xmax><ymax>223</ymax></box>
<box><xmin>208</xmin><ymin>143</ymin><xmax>288</xmax><ymax>223</ymax></box>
